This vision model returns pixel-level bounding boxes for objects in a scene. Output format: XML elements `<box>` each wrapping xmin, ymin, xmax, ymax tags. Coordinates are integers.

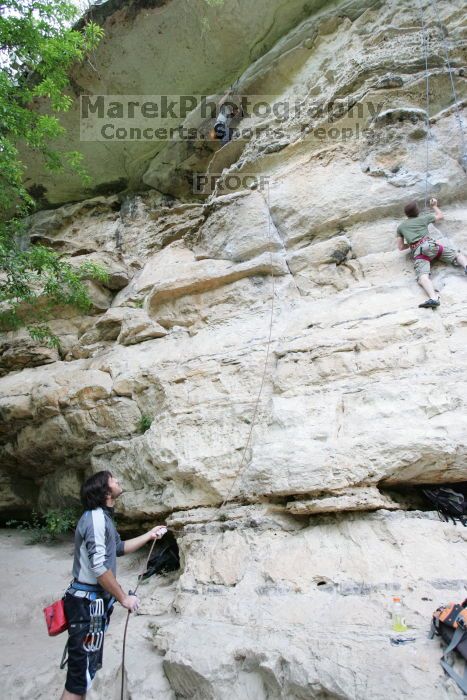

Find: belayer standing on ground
<box><xmin>396</xmin><ymin>198</ymin><xmax>467</xmax><ymax>308</ymax></box>
<box><xmin>60</xmin><ymin>471</ymin><xmax>166</xmax><ymax>700</ymax></box>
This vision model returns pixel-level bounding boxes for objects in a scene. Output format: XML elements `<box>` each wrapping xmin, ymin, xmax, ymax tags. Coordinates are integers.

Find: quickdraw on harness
<box><xmin>431</xmin><ymin>600</ymin><xmax>467</xmax><ymax>694</ymax></box>
<box><xmin>83</xmin><ymin>597</ymin><xmax>106</xmax><ymax>652</ymax></box>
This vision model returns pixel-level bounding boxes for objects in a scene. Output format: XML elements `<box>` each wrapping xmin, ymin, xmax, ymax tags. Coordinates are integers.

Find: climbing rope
<box><xmin>429</xmin><ymin>0</ymin><xmax>467</xmax><ymax>170</ymax></box>
<box><xmin>118</xmin><ymin>6</ymin><xmax>467</xmax><ymax>693</ymax></box>
<box><xmin>119</xmin><ymin>181</ymin><xmax>277</xmax><ymax>698</ymax></box>
<box><xmin>416</xmin><ymin>0</ymin><xmax>432</xmax><ymax>210</ymax></box>
<box><xmin>416</xmin><ymin>0</ymin><xmax>467</xmax><ymax>204</ymax></box>
<box><xmin>219</xmin><ymin>180</ymin><xmax>276</xmax><ymax>509</ymax></box>
<box><xmin>120</xmin><ymin>537</ymin><xmax>158</xmax><ymax>700</ymax></box>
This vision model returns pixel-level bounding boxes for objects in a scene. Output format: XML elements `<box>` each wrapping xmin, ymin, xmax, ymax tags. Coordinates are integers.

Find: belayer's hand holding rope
<box><xmin>119</xmin><ymin>525</ymin><xmax>168</xmax><ymax>612</ymax></box>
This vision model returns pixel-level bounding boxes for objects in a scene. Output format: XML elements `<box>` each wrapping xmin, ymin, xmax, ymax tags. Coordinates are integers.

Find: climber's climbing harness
<box><xmin>412</xmin><ymin>237</ymin><xmax>445</xmax><ymax>263</ymax></box>
<box><xmin>409</xmin><ymin>235</ymin><xmax>430</xmax><ymax>252</ymax></box>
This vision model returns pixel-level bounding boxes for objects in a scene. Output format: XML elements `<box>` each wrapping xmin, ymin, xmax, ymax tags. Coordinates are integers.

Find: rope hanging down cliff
<box><xmin>219</xmin><ymin>180</ymin><xmax>276</xmax><ymax>510</ymax></box>
<box><xmin>417</xmin><ymin>0</ymin><xmax>467</xmax><ymax>205</ymax></box>
<box><xmin>429</xmin><ymin>0</ymin><xmax>467</xmax><ymax>173</ymax></box>
<box><xmin>416</xmin><ymin>0</ymin><xmax>432</xmax><ymax>209</ymax></box>
<box><xmin>120</xmin><ymin>179</ymin><xmax>277</xmax><ymax>699</ymax></box>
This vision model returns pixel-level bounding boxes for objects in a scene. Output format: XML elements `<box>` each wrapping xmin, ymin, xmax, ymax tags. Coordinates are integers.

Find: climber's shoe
<box><xmin>464</xmin><ymin>265</ymin><xmax>467</xmax><ymax>275</ymax></box>
<box><xmin>419</xmin><ymin>298</ymin><xmax>440</xmax><ymax>309</ymax></box>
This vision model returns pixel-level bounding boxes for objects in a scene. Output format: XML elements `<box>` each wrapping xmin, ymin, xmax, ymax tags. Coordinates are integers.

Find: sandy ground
<box><xmin>0</xmin><ymin>529</ymin><xmax>176</xmax><ymax>700</ymax></box>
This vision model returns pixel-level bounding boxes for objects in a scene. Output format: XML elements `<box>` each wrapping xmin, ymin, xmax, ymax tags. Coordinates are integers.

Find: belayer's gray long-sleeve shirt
<box><xmin>72</xmin><ymin>506</ymin><xmax>124</xmax><ymax>584</ymax></box>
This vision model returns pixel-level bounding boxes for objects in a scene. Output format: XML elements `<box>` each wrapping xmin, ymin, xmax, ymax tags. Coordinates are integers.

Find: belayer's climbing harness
<box><xmin>58</xmin><ymin>580</ymin><xmax>115</xmax><ymax>670</ymax></box>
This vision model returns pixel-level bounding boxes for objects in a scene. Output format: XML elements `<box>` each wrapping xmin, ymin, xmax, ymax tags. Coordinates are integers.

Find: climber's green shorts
<box><xmin>412</xmin><ymin>237</ymin><xmax>458</xmax><ymax>279</ymax></box>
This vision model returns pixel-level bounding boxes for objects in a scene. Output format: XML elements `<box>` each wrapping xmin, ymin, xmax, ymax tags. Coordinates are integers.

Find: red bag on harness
<box><xmin>43</xmin><ymin>599</ymin><xmax>68</xmax><ymax>636</ymax></box>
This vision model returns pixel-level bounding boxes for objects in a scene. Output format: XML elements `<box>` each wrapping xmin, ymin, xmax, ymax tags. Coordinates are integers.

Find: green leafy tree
<box><xmin>0</xmin><ymin>1</ymin><xmax>106</xmax><ymax>342</ymax></box>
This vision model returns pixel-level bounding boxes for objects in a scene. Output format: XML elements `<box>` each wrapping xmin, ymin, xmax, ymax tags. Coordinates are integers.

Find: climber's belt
<box><xmin>410</xmin><ymin>236</ymin><xmax>430</xmax><ymax>251</ymax></box>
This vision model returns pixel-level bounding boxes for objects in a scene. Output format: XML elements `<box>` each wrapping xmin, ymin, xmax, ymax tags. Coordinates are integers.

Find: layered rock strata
<box><xmin>2</xmin><ymin>0</ymin><xmax>467</xmax><ymax>696</ymax></box>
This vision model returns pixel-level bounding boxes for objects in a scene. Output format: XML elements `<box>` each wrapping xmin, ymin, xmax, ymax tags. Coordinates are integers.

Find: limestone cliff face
<box><xmin>2</xmin><ymin>0</ymin><xmax>467</xmax><ymax>697</ymax></box>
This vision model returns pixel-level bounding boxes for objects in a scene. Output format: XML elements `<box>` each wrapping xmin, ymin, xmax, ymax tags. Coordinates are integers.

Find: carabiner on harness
<box><xmin>83</xmin><ymin>598</ymin><xmax>105</xmax><ymax>653</ymax></box>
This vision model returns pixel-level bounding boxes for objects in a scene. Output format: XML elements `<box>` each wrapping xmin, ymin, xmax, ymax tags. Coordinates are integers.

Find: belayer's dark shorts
<box><xmin>63</xmin><ymin>593</ymin><xmax>113</xmax><ymax>695</ymax></box>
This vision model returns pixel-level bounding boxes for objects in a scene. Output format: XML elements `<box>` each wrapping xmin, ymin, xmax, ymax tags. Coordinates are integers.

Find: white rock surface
<box><xmin>1</xmin><ymin>0</ymin><xmax>467</xmax><ymax>697</ymax></box>
<box><xmin>286</xmin><ymin>486</ymin><xmax>401</xmax><ymax>514</ymax></box>
<box><xmin>2</xmin><ymin>510</ymin><xmax>467</xmax><ymax>699</ymax></box>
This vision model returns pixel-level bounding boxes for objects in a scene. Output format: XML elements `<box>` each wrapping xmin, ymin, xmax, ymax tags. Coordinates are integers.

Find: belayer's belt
<box><xmin>70</xmin><ymin>580</ymin><xmax>104</xmax><ymax>593</ymax></box>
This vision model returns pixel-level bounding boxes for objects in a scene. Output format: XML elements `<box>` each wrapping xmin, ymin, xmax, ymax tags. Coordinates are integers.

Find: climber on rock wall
<box><xmin>213</xmin><ymin>92</ymin><xmax>243</xmax><ymax>144</ymax></box>
<box><xmin>396</xmin><ymin>198</ymin><xmax>467</xmax><ymax>309</ymax></box>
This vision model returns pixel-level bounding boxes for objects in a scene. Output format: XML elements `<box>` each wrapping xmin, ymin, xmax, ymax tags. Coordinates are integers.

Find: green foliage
<box><xmin>0</xmin><ymin>0</ymin><xmax>104</xmax><ymax>216</ymax></box>
<box><xmin>0</xmin><ymin>0</ymin><xmax>105</xmax><ymax>340</ymax></box>
<box><xmin>0</xmin><ymin>224</ymin><xmax>108</xmax><ymax>342</ymax></box>
<box><xmin>43</xmin><ymin>507</ymin><xmax>77</xmax><ymax>537</ymax></box>
<box><xmin>139</xmin><ymin>414</ymin><xmax>153</xmax><ymax>433</ymax></box>
<box><xmin>7</xmin><ymin>507</ymin><xmax>78</xmax><ymax>544</ymax></box>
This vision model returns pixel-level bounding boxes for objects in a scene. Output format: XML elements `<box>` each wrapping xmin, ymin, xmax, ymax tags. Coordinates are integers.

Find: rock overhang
<box><xmin>22</xmin><ymin>0</ymin><xmax>335</xmax><ymax>206</ymax></box>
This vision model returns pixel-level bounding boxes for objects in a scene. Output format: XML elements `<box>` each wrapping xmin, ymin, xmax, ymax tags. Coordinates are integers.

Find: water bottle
<box><xmin>392</xmin><ymin>596</ymin><xmax>408</xmax><ymax>632</ymax></box>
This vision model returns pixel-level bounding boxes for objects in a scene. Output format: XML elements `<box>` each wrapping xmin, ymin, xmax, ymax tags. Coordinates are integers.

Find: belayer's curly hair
<box><xmin>404</xmin><ymin>200</ymin><xmax>420</xmax><ymax>218</ymax></box>
<box><xmin>80</xmin><ymin>470</ymin><xmax>112</xmax><ymax>510</ymax></box>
